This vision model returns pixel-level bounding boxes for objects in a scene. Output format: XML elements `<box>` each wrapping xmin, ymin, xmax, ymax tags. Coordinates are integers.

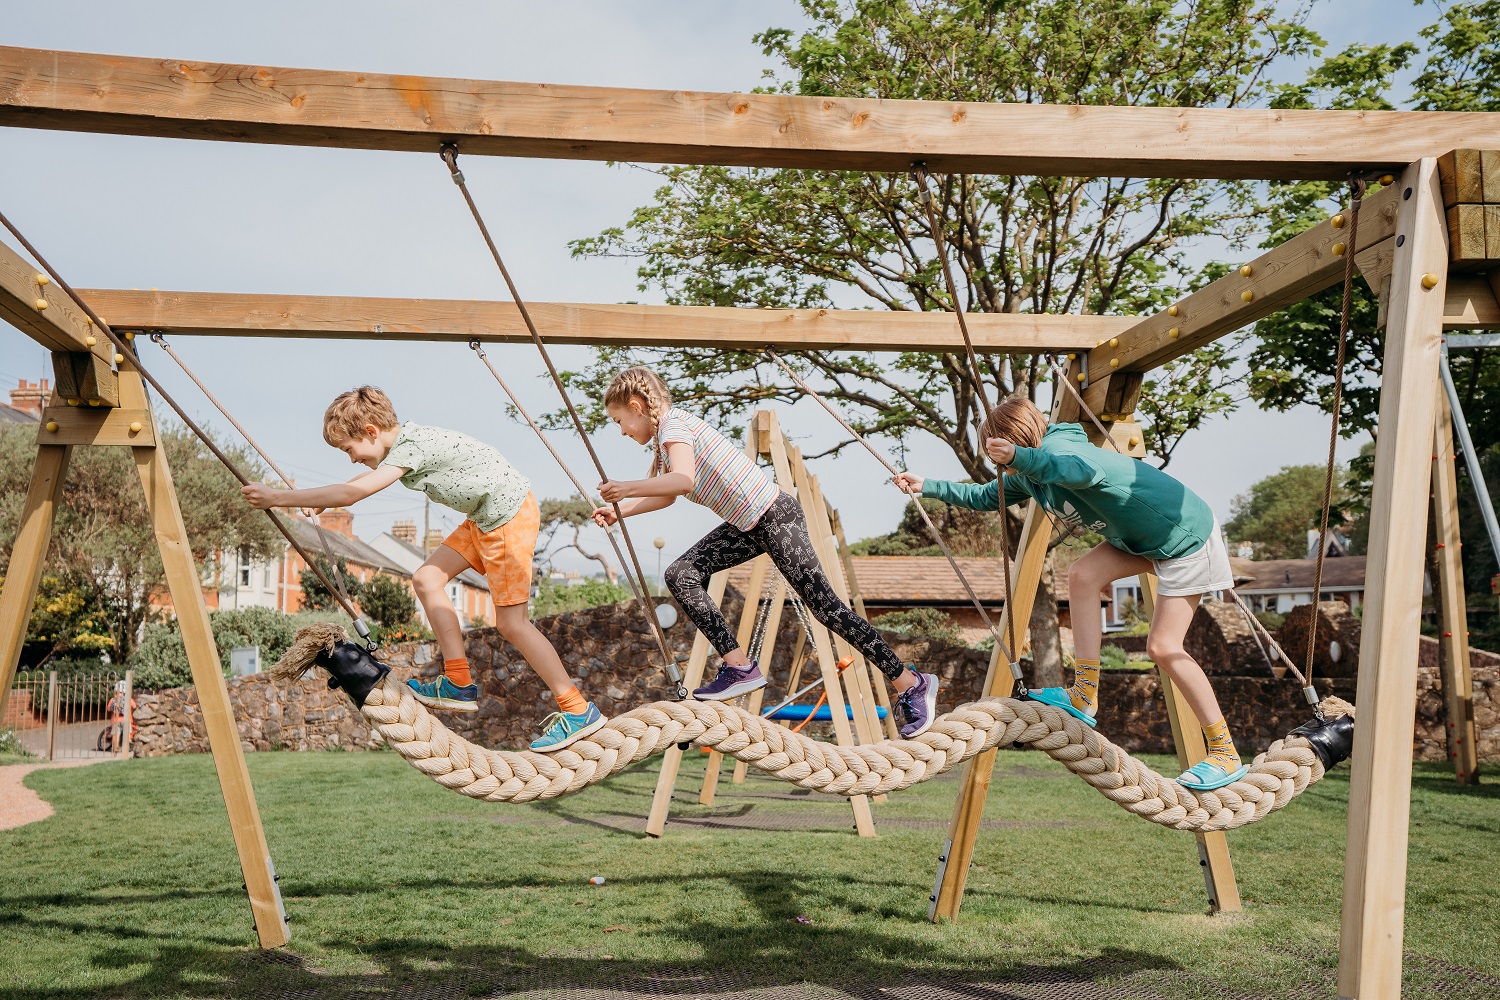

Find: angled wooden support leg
<box><xmin>1137</xmin><ymin>572</ymin><xmax>1241</xmax><ymax>914</ymax></box>
<box><xmin>1431</xmin><ymin>388</ymin><xmax>1480</xmax><ymax>785</ymax></box>
<box><xmin>1338</xmin><ymin>157</ymin><xmax>1449</xmax><ymax>999</ymax></box>
<box><xmin>929</xmin><ymin>502</ymin><xmax>1049</xmax><ymax>921</ymax></box>
<box><xmin>700</xmin><ymin>554</ymin><xmax>770</xmax><ymax>805</ymax></box>
<box><xmin>0</xmin><ymin>443</ymin><xmax>70</xmax><ymax>721</ymax></box>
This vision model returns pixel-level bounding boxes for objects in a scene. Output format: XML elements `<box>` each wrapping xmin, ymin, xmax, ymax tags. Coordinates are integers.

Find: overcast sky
<box><xmin>1</xmin><ymin>1</ymin><xmax>1434</xmax><ymax>574</ymax></box>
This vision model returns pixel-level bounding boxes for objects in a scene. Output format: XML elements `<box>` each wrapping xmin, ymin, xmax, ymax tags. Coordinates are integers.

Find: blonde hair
<box><xmin>323</xmin><ymin>386</ymin><xmax>399</xmax><ymax>445</ymax></box>
<box><xmin>982</xmin><ymin>396</ymin><xmax>1047</xmax><ymax>451</ymax></box>
<box><xmin>604</xmin><ymin>366</ymin><xmax>672</xmax><ymax>424</ymax></box>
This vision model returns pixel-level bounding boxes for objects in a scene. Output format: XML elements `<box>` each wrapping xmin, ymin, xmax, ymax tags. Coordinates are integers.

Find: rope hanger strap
<box><xmin>275</xmin><ymin>623</ymin><xmax>1356</xmax><ymax>832</ymax></box>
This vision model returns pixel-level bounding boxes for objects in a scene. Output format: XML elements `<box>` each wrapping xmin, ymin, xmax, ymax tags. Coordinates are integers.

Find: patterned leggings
<box><xmin>665</xmin><ymin>492</ymin><xmax>908</xmax><ymax>680</ymax></box>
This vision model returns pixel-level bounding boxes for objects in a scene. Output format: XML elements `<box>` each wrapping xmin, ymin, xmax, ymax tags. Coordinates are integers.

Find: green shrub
<box><xmin>870</xmin><ymin>608</ymin><xmax>962</xmax><ymax>645</ymax></box>
<box><xmin>1099</xmin><ymin>644</ymin><xmax>1129</xmax><ymax>672</ymax></box>
<box><xmin>1254</xmin><ymin>610</ymin><xmax>1286</xmax><ymax>631</ymax></box>
<box><xmin>361</xmin><ymin>574</ymin><xmax>418</xmax><ymax>627</ymax></box>
<box><xmin>130</xmin><ymin>606</ymin><xmax>337</xmax><ymax>690</ymax></box>
<box><xmin>530</xmin><ymin>578</ymin><xmax>633</xmax><ymax>618</ymax></box>
<box><xmin>0</xmin><ymin>728</ymin><xmax>35</xmax><ymax>759</ymax></box>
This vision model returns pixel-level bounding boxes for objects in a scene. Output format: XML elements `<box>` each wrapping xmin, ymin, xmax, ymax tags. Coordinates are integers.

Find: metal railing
<box><xmin>3</xmin><ymin>668</ymin><xmax>133</xmax><ymax>761</ymax></box>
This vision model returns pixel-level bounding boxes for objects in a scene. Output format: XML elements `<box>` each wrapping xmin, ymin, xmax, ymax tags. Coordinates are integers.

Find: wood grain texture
<box><xmin>0</xmin><ymin>236</ymin><xmax>114</xmax><ymax>368</ymax></box>
<box><xmin>36</xmin><ymin>406</ymin><xmax>154</xmax><ymax>446</ymax></box>
<box><xmin>1431</xmin><ymin>390</ymin><xmax>1479</xmax><ymax>784</ymax></box>
<box><xmin>75</xmin><ymin>288</ymin><xmax>1116</xmax><ymax>353</ymax></box>
<box><xmin>1338</xmin><ymin>158</ymin><xmax>1449</xmax><ymax>1000</ymax></box>
<box><xmin>5</xmin><ymin>47</ymin><xmax>1500</xmax><ymax>179</ymax></box>
<box><xmin>0</xmin><ymin>444</ymin><xmax>70</xmax><ymax>724</ymax></box>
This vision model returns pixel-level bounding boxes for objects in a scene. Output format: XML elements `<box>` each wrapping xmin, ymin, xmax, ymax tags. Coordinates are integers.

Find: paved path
<box><xmin>0</xmin><ymin>758</ymin><xmax>118</xmax><ymax>831</ymax></box>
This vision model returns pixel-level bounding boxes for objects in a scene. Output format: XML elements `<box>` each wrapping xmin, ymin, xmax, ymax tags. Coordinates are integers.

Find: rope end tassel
<box><xmin>277</xmin><ymin>625</ymin><xmax>1356</xmax><ymax>830</ymax></box>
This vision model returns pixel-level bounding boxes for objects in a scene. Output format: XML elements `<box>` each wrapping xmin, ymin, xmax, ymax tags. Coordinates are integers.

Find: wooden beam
<box><xmin>7</xmin><ymin>47</ymin><xmax>1500</xmax><ymax>179</ymax></box>
<box><xmin>1090</xmin><ymin>182</ymin><xmax>1403</xmax><ymax>378</ymax></box>
<box><xmin>1338</xmin><ymin>157</ymin><xmax>1449</xmax><ymax>999</ymax></box>
<box><xmin>1431</xmin><ymin>389</ymin><xmax>1480</xmax><ymax>784</ymax></box>
<box><xmin>0</xmin><ymin>234</ymin><xmax>116</xmax><ymax>370</ymax></box>
<box><xmin>36</xmin><ymin>406</ymin><xmax>154</xmax><ymax>446</ymax></box>
<box><xmin>75</xmin><ymin>288</ymin><xmax>1115</xmax><ymax>353</ymax></box>
<box><xmin>1137</xmin><ymin>572</ymin><xmax>1241</xmax><ymax>914</ymax></box>
<box><xmin>0</xmin><ymin>443</ymin><xmax>70</xmax><ymax>724</ymax></box>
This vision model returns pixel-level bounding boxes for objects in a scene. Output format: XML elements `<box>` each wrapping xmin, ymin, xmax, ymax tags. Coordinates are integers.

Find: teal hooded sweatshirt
<box><xmin>920</xmin><ymin>423</ymin><xmax>1215</xmax><ymax>561</ymax></box>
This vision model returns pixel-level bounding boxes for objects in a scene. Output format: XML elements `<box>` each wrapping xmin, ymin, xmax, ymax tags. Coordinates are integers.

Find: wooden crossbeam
<box><xmin>6</xmin><ymin>47</ymin><xmax>1500</xmax><ymax>180</ymax></box>
<box><xmin>0</xmin><ymin>236</ymin><xmax>118</xmax><ymax>398</ymax></box>
<box><xmin>71</xmin><ymin>288</ymin><xmax>1118</xmax><ymax>353</ymax></box>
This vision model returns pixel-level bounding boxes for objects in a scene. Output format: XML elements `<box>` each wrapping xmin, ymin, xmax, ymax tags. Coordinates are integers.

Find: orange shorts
<box><xmin>441</xmin><ymin>492</ymin><xmax>539</xmax><ymax>608</ymax></box>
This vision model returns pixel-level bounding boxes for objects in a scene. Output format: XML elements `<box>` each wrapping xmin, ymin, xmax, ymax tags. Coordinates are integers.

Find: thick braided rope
<box><xmin>360</xmin><ymin>677</ymin><xmax>1327</xmax><ymax>833</ymax></box>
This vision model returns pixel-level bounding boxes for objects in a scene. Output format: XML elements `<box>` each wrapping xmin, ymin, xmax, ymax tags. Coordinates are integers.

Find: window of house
<box><xmin>238</xmin><ymin>544</ymin><xmax>251</xmax><ymax>588</ymax></box>
<box><xmin>1105</xmin><ymin>582</ymin><xmax>1143</xmax><ymax>630</ymax></box>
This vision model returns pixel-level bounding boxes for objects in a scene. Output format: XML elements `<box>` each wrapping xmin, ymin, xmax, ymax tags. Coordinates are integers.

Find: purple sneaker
<box><xmin>896</xmin><ymin>671</ymin><xmax>940</xmax><ymax>738</ymax></box>
<box><xmin>693</xmin><ymin>660</ymin><xmax>767</xmax><ymax>701</ymax></box>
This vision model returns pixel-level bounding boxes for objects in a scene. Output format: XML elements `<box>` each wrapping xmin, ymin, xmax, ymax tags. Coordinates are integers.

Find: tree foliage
<box><xmin>537</xmin><ymin>495</ymin><xmax>618</xmax><ymax>582</ymax></box>
<box><xmin>849</xmin><ymin>496</ymin><xmax>999</xmax><ymax>556</ymax></box>
<box><xmin>1223</xmin><ymin>463</ymin><xmax>1358</xmax><ymax>560</ymax></box>
<box><xmin>566</xmin><ymin>0</ymin><xmax>1313</xmax><ymax>477</ymax></box>
<box><xmin>298</xmin><ymin>555</ymin><xmax>363</xmax><ymax>613</ymax></box>
<box><xmin>0</xmin><ymin>423</ymin><xmax>279</xmax><ymax>661</ymax></box>
<box><xmin>360</xmin><ymin>573</ymin><xmax>419</xmax><ymax>627</ymax></box>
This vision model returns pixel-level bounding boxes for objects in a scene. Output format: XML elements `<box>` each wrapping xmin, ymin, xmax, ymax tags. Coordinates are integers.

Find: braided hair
<box><xmin>605</xmin><ymin>367</ymin><xmax>675</xmax><ymax>475</ymax></box>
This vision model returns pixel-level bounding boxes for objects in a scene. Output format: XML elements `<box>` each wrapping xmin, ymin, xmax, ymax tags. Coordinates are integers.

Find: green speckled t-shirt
<box><xmin>380</xmin><ymin>422</ymin><xmax>530</xmax><ymax>532</ymax></box>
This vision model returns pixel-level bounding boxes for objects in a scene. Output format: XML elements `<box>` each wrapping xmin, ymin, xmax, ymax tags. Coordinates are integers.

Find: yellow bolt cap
<box><xmin>1109</xmin><ymin>358</ymin><xmax>1120</xmax><ymax>368</ymax></box>
<box><xmin>1076</xmin><ymin>372</ymin><xmax>1087</xmax><ymax>383</ymax></box>
<box><xmin>124</xmin><ymin>331</ymin><xmax>135</xmax><ymax>341</ymax></box>
<box><xmin>1239</xmin><ymin>264</ymin><xmax>1253</xmax><ymax>277</ymax></box>
<box><xmin>1067</xmin><ymin>353</ymin><xmax>1076</xmax><ymax>360</ymax></box>
<box><xmin>1421</xmin><ymin>273</ymin><xmax>1439</xmax><ymax>289</ymax></box>
<box><xmin>45</xmin><ymin>421</ymin><xmax>58</xmax><ymax>432</ymax></box>
<box><xmin>34</xmin><ymin>298</ymin><xmax>47</xmax><ymax>311</ymax></box>
<box><xmin>114</xmin><ymin>353</ymin><xmax>125</xmax><ymax>363</ymax></box>
<box><xmin>1109</xmin><ymin>337</ymin><xmax>1119</xmax><ymax>348</ymax></box>
<box><xmin>1331</xmin><ymin>214</ymin><xmax>1345</xmax><ymax>229</ymax></box>
<box><xmin>85</xmin><ymin>336</ymin><xmax>97</xmax><ymax>346</ymax></box>
<box><xmin>1378</xmin><ymin>174</ymin><xmax>1394</xmax><ymax>185</ymax></box>
<box><xmin>129</xmin><ymin>421</ymin><xmax>143</xmax><ymax>433</ymax></box>
<box><xmin>66</xmin><ymin>397</ymin><xmax>79</xmax><ymax>406</ymax></box>
<box><xmin>35</xmin><ymin>273</ymin><xmax>49</xmax><ymax>285</ymax></box>
<box><xmin>1332</xmin><ymin>242</ymin><xmax>1346</xmax><ymax>257</ymax></box>
<box><xmin>87</xmin><ymin>398</ymin><xmax>101</xmax><ymax>407</ymax></box>
<box><xmin>1167</xmin><ymin>305</ymin><xmax>1179</xmax><ymax>317</ymax></box>
<box><xmin>1129</xmin><ymin>437</ymin><xmax>1139</xmax><ymax>448</ymax></box>
<box><xmin>1241</xmin><ymin>290</ymin><xmax>1254</xmax><ymax>302</ymax></box>
<box><xmin>1168</xmin><ymin>327</ymin><xmax>1180</xmax><ymax>339</ymax></box>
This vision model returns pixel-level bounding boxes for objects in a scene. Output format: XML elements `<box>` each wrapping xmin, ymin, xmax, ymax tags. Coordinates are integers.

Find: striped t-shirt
<box><xmin>654</xmin><ymin>407</ymin><xmax>780</xmax><ymax>531</ymax></box>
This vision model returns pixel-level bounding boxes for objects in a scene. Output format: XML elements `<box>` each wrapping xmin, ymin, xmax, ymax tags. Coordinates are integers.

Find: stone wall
<box><xmin>129</xmin><ymin>593</ymin><xmax>1500</xmax><ymax>764</ymax></box>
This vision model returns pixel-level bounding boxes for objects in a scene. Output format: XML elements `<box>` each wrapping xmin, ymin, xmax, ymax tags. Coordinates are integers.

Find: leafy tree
<box><xmin>537</xmin><ymin>496</ymin><xmax>617</xmax><ymax>583</ymax></box>
<box><xmin>0</xmin><ymin>423</ymin><xmax>279</xmax><ymax>661</ymax></box>
<box><xmin>298</xmin><ymin>555</ymin><xmax>364</xmax><ymax>612</ymax></box>
<box><xmin>6</xmin><ymin>574</ymin><xmax>115</xmax><ymax>667</ymax></box>
<box><xmin>849</xmin><ymin>496</ymin><xmax>998</xmax><ymax>556</ymax></box>
<box><xmin>1224</xmin><ymin>463</ymin><xmax>1357</xmax><ymax>560</ymax></box>
<box><xmin>360</xmin><ymin>573</ymin><xmax>418</xmax><ymax>627</ymax></box>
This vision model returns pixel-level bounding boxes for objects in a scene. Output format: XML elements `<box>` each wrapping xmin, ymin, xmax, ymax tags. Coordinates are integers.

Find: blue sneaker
<box><xmin>1177</xmin><ymin>758</ymin><xmax>1248</xmax><ymax>791</ymax></box>
<box><xmin>693</xmin><ymin>660</ymin><xmax>767</xmax><ymax>701</ymax></box>
<box><xmin>896</xmin><ymin>670</ymin><xmax>940</xmax><ymax>738</ymax></box>
<box><xmin>1027</xmin><ymin>687</ymin><xmax>1098</xmax><ymax>728</ymax></box>
<box><xmin>531</xmin><ymin>703</ymin><xmax>607</xmax><ymax>752</ymax></box>
<box><xmin>406</xmin><ymin>675</ymin><xmax>479</xmax><ymax>713</ymax></box>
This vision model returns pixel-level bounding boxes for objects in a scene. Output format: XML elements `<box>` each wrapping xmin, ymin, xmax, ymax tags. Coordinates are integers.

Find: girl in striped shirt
<box><xmin>591</xmin><ymin>367</ymin><xmax>940</xmax><ymax>738</ymax></box>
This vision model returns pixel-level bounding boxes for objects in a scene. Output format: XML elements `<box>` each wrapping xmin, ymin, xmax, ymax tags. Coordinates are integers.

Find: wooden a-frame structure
<box><xmin>646</xmin><ymin>409</ymin><xmax>897</xmax><ymax>839</ymax></box>
<box><xmin>1</xmin><ymin>46</ymin><xmax>1498</xmax><ymax>997</ymax></box>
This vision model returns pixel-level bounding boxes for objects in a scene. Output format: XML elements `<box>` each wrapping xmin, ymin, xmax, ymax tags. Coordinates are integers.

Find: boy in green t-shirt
<box><xmin>895</xmin><ymin>397</ymin><xmax>1242</xmax><ymax>791</ymax></box>
<box><xmin>241</xmin><ymin>386</ymin><xmax>605</xmax><ymax>752</ymax></box>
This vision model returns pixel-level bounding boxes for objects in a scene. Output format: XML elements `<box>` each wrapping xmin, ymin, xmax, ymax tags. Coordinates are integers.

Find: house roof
<box><xmin>371</xmin><ymin>532</ymin><xmax>490</xmax><ymax>592</ymax></box>
<box><xmin>726</xmin><ymin>556</ymin><xmax>1078</xmax><ymax>605</ymax></box>
<box><xmin>285</xmin><ymin>517</ymin><xmax>409</xmax><ymax>577</ymax></box>
<box><xmin>0</xmin><ymin>404</ymin><xmax>39</xmax><ymax>424</ymax></box>
<box><xmin>1230</xmin><ymin>556</ymin><xmax>1366</xmax><ymax>592</ymax></box>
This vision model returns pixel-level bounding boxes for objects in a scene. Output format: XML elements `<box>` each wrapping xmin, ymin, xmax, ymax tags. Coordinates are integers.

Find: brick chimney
<box><xmin>424</xmin><ymin>528</ymin><xmax>444</xmax><ymax>554</ymax></box>
<box><xmin>392</xmin><ymin>519</ymin><xmax>417</xmax><ymax>544</ymax></box>
<box><xmin>9</xmin><ymin>378</ymin><xmax>49</xmax><ymax>416</ymax></box>
<box><xmin>318</xmin><ymin>508</ymin><xmax>355</xmax><ymax>538</ymax></box>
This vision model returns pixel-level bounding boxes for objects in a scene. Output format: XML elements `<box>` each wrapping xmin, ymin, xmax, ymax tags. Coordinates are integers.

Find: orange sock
<box><xmin>444</xmin><ymin>657</ymin><xmax>472</xmax><ymax>687</ymax></box>
<box><xmin>556</xmin><ymin>686</ymin><xmax>588</xmax><ymax>715</ymax></box>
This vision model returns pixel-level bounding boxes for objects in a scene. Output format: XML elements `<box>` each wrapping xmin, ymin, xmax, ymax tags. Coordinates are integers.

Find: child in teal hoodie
<box><xmin>894</xmin><ymin>398</ymin><xmax>1242</xmax><ymax>791</ymax></box>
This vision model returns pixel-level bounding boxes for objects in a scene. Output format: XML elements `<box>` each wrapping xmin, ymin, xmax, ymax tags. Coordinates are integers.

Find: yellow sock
<box><xmin>444</xmin><ymin>657</ymin><xmax>472</xmax><ymax>687</ymax></box>
<box><xmin>1202</xmin><ymin>717</ymin><xmax>1241</xmax><ymax>770</ymax></box>
<box><xmin>556</xmin><ymin>686</ymin><xmax>588</xmax><ymax>715</ymax></box>
<box><xmin>1068</xmin><ymin>658</ymin><xmax>1099</xmax><ymax>716</ymax></box>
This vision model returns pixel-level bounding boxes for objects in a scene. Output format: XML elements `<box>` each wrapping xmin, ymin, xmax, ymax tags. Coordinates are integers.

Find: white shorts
<box><xmin>1152</xmin><ymin>520</ymin><xmax>1233</xmax><ymax>598</ymax></box>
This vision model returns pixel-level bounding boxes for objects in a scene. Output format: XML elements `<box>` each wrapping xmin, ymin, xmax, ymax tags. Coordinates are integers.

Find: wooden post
<box><xmin>1338</xmin><ymin>157</ymin><xmax>1450</xmax><ymax>1000</ymax></box>
<box><xmin>699</xmin><ymin>553</ymin><xmax>770</xmax><ymax>804</ymax></box>
<box><xmin>1136</xmin><ymin>572</ymin><xmax>1241</xmax><ymax>913</ymax></box>
<box><xmin>732</xmin><ymin>564</ymin><xmax>789</xmax><ymax>785</ymax></box>
<box><xmin>831</xmin><ymin>507</ymin><xmax>899</xmax><ymax>740</ymax></box>
<box><xmin>0</xmin><ymin>443</ymin><xmax>70</xmax><ymax>723</ymax></box>
<box><xmin>1430</xmin><ymin>387</ymin><xmax>1479</xmax><ymax>783</ymax></box>
<box><xmin>120</xmin><ymin>668</ymin><xmax>134</xmax><ymax>760</ymax></box>
<box><xmin>644</xmin><ymin>570</ymin><xmax>727</xmax><ymax>837</ymax></box>
<box><xmin>930</xmin><ymin>501</ymin><xmax>1050</xmax><ymax>921</ymax></box>
<box><xmin>44</xmin><ymin>670</ymin><xmax>58</xmax><ymax>761</ymax></box>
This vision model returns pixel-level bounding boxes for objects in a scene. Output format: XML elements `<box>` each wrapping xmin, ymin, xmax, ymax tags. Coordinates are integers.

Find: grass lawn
<box><xmin>1</xmin><ymin>748</ymin><xmax>1498</xmax><ymax>999</ymax></box>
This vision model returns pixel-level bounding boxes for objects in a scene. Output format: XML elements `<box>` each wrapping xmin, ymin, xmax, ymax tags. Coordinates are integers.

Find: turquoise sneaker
<box><xmin>406</xmin><ymin>676</ymin><xmax>479</xmax><ymax>713</ymax></box>
<box><xmin>531</xmin><ymin>703</ymin><xmax>607</xmax><ymax>752</ymax></box>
